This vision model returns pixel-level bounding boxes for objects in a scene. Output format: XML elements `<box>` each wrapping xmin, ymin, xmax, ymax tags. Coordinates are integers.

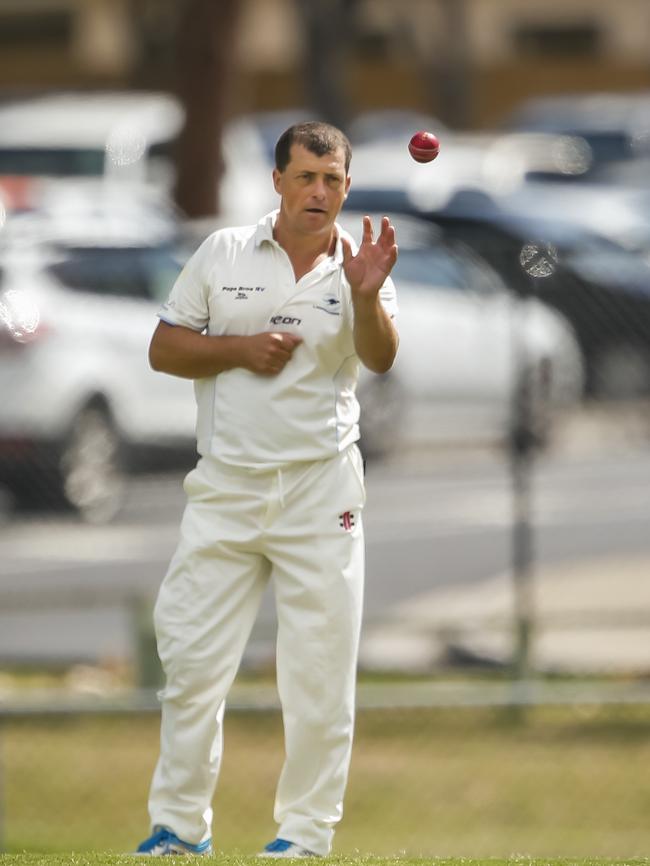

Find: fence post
<box><xmin>508</xmin><ymin>294</ymin><xmax>540</xmax><ymax>687</ymax></box>
<box><xmin>508</xmin><ymin>250</ymin><xmax>558</xmax><ymax>688</ymax></box>
<box><xmin>131</xmin><ymin>595</ymin><xmax>164</xmax><ymax>691</ymax></box>
<box><xmin>511</xmin><ymin>439</ymin><xmax>535</xmax><ymax>682</ymax></box>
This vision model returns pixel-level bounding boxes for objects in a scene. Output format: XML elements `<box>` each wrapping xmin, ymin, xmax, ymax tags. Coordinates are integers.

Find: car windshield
<box><xmin>344</xmin><ymin>189</ymin><xmax>413</xmax><ymax>214</ymax></box>
<box><xmin>47</xmin><ymin>245</ymin><xmax>182</xmax><ymax>301</ymax></box>
<box><xmin>516</xmin><ymin>129</ymin><xmax>631</xmax><ymax>164</ymax></box>
<box><xmin>562</xmin><ymin>236</ymin><xmax>650</xmax><ymax>289</ymax></box>
<box><xmin>503</xmin><ymin>217</ymin><xmax>650</xmax><ymax>289</ymax></box>
<box><xmin>0</xmin><ymin>147</ymin><xmax>106</xmax><ymax>177</ymax></box>
<box><xmin>392</xmin><ymin>246</ymin><xmax>502</xmax><ymax>294</ymax></box>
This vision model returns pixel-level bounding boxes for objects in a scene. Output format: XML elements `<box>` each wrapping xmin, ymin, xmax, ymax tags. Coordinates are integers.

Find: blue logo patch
<box><xmin>313</xmin><ymin>294</ymin><xmax>341</xmax><ymax>316</ymax></box>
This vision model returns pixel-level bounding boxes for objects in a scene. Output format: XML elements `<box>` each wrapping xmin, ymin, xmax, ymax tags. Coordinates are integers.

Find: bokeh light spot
<box><xmin>519</xmin><ymin>242</ymin><xmax>559</xmax><ymax>278</ymax></box>
<box><xmin>105</xmin><ymin>124</ymin><xmax>147</xmax><ymax>167</ymax></box>
<box><xmin>0</xmin><ymin>289</ymin><xmax>40</xmax><ymax>342</ymax></box>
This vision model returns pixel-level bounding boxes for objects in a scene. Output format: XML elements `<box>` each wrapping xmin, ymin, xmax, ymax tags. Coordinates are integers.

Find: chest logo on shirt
<box><xmin>270</xmin><ymin>315</ymin><xmax>302</xmax><ymax>326</ymax></box>
<box><xmin>222</xmin><ymin>285</ymin><xmax>266</xmax><ymax>300</ymax></box>
<box><xmin>339</xmin><ymin>511</ymin><xmax>356</xmax><ymax>531</ymax></box>
<box><xmin>313</xmin><ymin>294</ymin><xmax>341</xmax><ymax>316</ymax></box>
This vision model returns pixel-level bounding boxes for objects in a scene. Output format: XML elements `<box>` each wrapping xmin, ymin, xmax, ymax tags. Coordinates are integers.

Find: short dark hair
<box><xmin>275</xmin><ymin>121</ymin><xmax>352</xmax><ymax>174</ymax></box>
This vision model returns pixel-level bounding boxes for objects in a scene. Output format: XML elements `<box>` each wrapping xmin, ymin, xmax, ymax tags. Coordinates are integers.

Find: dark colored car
<box><xmin>345</xmin><ymin>184</ymin><xmax>650</xmax><ymax>400</ymax></box>
<box><xmin>428</xmin><ymin>201</ymin><xmax>650</xmax><ymax>400</ymax></box>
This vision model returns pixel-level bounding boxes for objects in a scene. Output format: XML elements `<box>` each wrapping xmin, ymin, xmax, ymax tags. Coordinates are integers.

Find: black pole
<box><xmin>508</xmin><ymin>283</ymin><xmax>541</xmax><ymax>683</ymax></box>
<box><xmin>508</xmin><ymin>240</ymin><xmax>558</xmax><ymax>684</ymax></box>
<box><xmin>510</xmin><ymin>389</ymin><xmax>536</xmax><ymax>682</ymax></box>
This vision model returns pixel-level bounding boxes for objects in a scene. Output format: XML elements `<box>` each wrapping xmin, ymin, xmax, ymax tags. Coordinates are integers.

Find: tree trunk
<box><xmin>434</xmin><ymin>0</ymin><xmax>472</xmax><ymax>129</ymax></box>
<box><xmin>297</xmin><ymin>0</ymin><xmax>356</xmax><ymax>131</ymax></box>
<box><xmin>174</xmin><ymin>0</ymin><xmax>240</xmax><ymax>218</ymax></box>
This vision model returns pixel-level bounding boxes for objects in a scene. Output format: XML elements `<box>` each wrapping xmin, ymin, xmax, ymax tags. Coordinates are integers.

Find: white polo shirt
<box><xmin>159</xmin><ymin>210</ymin><xmax>398</xmax><ymax>469</ymax></box>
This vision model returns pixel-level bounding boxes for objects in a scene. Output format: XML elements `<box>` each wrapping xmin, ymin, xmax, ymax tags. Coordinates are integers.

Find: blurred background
<box><xmin>2</xmin><ymin>0</ymin><xmax>650</xmax><ymax>857</ymax></box>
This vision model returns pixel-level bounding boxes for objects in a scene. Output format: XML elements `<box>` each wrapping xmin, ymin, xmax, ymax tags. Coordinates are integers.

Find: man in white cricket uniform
<box><xmin>137</xmin><ymin>122</ymin><xmax>398</xmax><ymax>858</ymax></box>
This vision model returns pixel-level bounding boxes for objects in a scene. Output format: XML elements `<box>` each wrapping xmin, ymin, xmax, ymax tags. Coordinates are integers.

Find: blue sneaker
<box><xmin>257</xmin><ymin>838</ymin><xmax>320</xmax><ymax>858</ymax></box>
<box><xmin>136</xmin><ymin>826</ymin><xmax>212</xmax><ymax>856</ymax></box>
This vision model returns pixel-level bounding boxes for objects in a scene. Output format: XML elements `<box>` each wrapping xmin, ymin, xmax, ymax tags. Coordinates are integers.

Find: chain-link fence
<box><xmin>3</xmin><ymin>164</ymin><xmax>650</xmax><ymax>855</ymax></box>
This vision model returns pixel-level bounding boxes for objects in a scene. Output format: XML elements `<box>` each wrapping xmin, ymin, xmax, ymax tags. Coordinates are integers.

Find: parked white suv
<box><xmin>0</xmin><ymin>196</ymin><xmax>197</xmax><ymax>522</ymax></box>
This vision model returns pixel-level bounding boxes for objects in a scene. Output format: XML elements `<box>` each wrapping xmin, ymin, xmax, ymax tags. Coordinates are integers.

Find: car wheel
<box><xmin>358</xmin><ymin>373</ymin><xmax>407</xmax><ymax>460</ymax></box>
<box><xmin>59</xmin><ymin>405</ymin><xmax>126</xmax><ymax>524</ymax></box>
<box><xmin>593</xmin><ymin>343</ymin><xmax>650</xmax><ymax>400</ymax></box>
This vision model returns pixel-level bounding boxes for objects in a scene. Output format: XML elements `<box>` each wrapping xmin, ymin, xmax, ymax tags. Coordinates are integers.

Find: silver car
<box><xmin>339</xmin><ymin>213</ymin><xmax>585</xmax><ymax>458</ymax></box>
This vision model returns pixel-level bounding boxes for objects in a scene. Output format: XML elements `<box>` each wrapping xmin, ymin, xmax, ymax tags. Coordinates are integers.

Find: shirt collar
<box><xmin>254</xmin><ymin>210</ymin><xmax>278</xmax><ymax>247</ymax></box>
<box><xmin>254</xmin><ymin>209</ymin><xmax>345</xmax><ymax>265</ymax></box>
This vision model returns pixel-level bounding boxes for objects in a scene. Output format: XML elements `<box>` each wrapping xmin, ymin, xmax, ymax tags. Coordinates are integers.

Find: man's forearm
<box><xmin>353</xmin><ymin>299</ymin><xmax>399</xmax><ymax>374</ymax></box>
<box><xmin>149</xmin><ymin>321</ymin><xmax>304</xmax><ymax>379</ymax></box>
<box><xmin>149</xmin><ymin>322</ymin><xmax>246</xmax><ymax>379</ymax></box>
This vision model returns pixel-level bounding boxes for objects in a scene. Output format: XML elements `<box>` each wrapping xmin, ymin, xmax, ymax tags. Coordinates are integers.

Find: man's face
<box><xmin>273</xmin><ymin>143</ymin><xmax>350</xmax><ymax>237</ymax></box>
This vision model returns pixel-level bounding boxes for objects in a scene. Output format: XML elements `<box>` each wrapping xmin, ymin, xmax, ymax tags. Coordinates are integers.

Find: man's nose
<box><xmin>311</xmin><ymin>177</ymin><xmax>327</xmax><ymax>198</ymax></box>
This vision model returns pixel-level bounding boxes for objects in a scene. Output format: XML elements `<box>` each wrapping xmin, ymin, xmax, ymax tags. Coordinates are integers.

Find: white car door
<box><xmin>50</xmin><ymin>245</ymin><xmax>197</xmax><ymax>445</ymax></box>
<box><xmin>392</xmin><ymin>245</ymin><xmax>517</xmax><ymax>439</ymax></box>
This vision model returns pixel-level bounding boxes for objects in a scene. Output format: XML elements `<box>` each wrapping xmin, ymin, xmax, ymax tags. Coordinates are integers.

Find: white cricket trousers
<box><xmin>148</xmin><ymin>444</ymin><xmax>366</xmax><ymax>856</ymax></box>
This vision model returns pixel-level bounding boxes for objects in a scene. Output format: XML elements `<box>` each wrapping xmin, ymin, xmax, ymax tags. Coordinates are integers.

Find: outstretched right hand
<box><xmin>242</xmin><ymin>331</ymin><xmax>303</xmax><ymax>376</ymax></box>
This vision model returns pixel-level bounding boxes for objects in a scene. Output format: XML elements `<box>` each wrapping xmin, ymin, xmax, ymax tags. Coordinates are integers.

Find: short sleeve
<box><xmin>158</xmin><ymin>236</ymin><xmax>214</xmax><ymax>332</ymax></box>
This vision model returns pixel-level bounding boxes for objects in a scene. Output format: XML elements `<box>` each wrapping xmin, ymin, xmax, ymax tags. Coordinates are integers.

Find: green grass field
<box><xmin>3</xmin><ymin>703</ymin><xmax>650</xmax><ymax>857</ymax></box>
<box><xmin>1</xmin><ymin>858</ymin><xmax>650</xmax><ymax>866</ymax></box>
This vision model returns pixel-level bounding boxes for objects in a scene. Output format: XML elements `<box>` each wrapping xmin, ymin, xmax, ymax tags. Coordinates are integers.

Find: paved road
<box><xmin>1</xmin><ymin>438</ymin><xmax>650</xmax><ymax>673</ymax></box>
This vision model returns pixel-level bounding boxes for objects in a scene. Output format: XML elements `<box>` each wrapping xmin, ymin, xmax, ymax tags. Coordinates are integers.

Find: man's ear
<box><xmin>272</xmin><ymin>168</ymin><xmax>282</xmax><ymax>195</ymax></box>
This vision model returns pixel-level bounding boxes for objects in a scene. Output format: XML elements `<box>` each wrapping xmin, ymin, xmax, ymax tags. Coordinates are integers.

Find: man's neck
<box><xmin>273</xmin><ymin>220</ymin><xmax>337</xmax><ymax>281</ymax></box>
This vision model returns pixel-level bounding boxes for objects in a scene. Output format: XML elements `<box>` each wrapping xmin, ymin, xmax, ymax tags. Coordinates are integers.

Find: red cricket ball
<box><xmin>408</xmin><ymin>130</ymin><xmax>440</xmax><ymax>163</ymax></box>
